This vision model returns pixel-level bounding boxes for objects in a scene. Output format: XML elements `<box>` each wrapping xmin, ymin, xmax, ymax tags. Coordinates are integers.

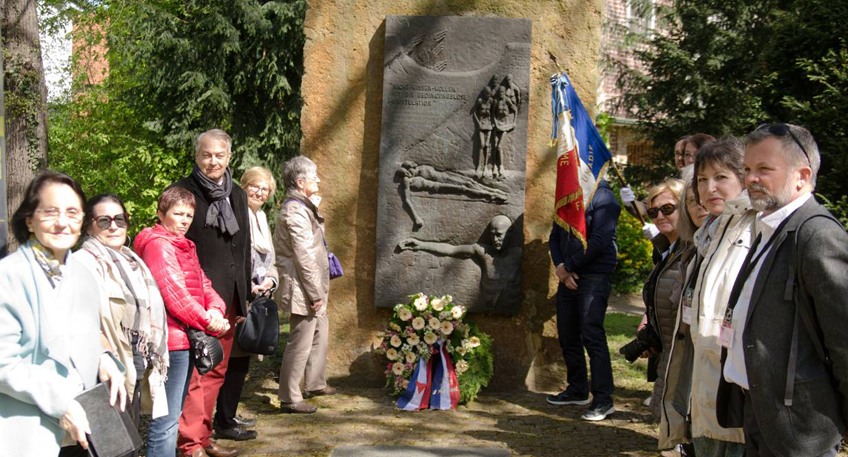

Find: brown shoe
<box><xmin>188</xmin><ymin>449</ymin><xmax>209</xmax><ymax>457</ymax></box>
<box><xmin>204</xmin><ymin>440</ymin><xmax>241</xmax><ymax>457</ymax></box>
<box><xmin>305</xmin><ymin>386</ymin><xmax>337</xmax><ymax>398</ymax></box>
<box><xmin>280</xmin><ymin>401</ymin><xmax>318</xmax><ymax>414</ymax></box>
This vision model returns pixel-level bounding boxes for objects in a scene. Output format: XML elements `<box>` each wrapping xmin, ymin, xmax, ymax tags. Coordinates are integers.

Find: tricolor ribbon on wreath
<box><xmin>550</xmin><ymin>72</ymin><xmax>613</xmax><ymax>251</ymax></box>
<box><xmin>397</xmin><ymin>340</ymin><xmax>460</xmax><ymax>411</ymax></box>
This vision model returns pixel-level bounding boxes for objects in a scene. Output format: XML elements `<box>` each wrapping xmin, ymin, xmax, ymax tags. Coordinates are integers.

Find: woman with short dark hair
<box><xmin>0</xmin><ymin>171</ymin><xmax>125</xmax><ymax>456</ymax></box>
<box><xmin>135</xmin><ymin>186</ymin><xmax>229</xmax><ymax>457</ymax></box>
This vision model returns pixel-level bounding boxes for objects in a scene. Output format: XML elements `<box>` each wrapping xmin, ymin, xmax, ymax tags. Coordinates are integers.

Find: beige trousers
<box><xmin>278</xmin><ymin>313</ymin><xmax>329</xmax><ymax>404</ymax></box>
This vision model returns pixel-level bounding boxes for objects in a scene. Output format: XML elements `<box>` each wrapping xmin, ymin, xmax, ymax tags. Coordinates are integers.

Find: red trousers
<box><xmin>177</xmin><ymin>305</ymin><xmax>237</xmax><ymax>455</ymax></box>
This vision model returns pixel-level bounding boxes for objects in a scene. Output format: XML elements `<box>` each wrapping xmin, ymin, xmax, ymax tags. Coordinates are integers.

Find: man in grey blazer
<box><xmin>716</xmin><ymin>123</ymin><xmax>848</xmax><ymax>457</ymax></box>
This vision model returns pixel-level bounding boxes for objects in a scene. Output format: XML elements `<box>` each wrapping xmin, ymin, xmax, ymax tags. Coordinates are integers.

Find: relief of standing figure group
<box><xmin>473</xmin><ymin>73</ymin><xmax>522</xmax><ymax>180</ymax></box>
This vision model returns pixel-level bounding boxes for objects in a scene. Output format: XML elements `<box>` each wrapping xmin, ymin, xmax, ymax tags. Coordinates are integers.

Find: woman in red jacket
<box><xmin>135</xmin><ymin>186</ymin><xmax>229</xmax><ymax>457</ymax></box>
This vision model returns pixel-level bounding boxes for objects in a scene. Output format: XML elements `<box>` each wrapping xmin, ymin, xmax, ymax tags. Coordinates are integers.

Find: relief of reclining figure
<box><xmin>398</xmin><ymin>161</ymin><xmax>509</xmax><ymax>230</ymax></box>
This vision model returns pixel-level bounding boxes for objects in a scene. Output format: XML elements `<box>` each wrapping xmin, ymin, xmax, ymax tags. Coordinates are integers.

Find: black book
<box><xmin>74</xmin><ymin>382</ymin><xmax>142</xmax><ymax>457</ymax></box>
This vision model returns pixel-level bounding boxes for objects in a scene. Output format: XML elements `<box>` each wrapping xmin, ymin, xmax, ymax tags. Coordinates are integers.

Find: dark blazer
<box><xmin>717</xmin><ymin>197</ymin><xmax>848</xmax><ymax>457</ymax></box>
<box><xmin>549</xmin><ymin>179</ymin><xmax>621</xmax><ymax>275</ymax></box>
<box><xmin>175</xmin><ymin>173</ymin><xmax>252</xmax><ymax>315</ymax></box>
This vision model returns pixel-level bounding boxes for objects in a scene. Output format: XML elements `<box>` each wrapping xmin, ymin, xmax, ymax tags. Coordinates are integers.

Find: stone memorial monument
<box><xmin>374</xmin><ymin>15</ymin><xmax>532</xmax><ymax>314</ymax></box>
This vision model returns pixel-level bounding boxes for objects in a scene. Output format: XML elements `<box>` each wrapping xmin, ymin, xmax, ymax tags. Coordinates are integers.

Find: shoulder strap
<box><xmin>784</xmin><ymin>212</ymin><xmax>841</xmax><ymax>406</ymax></box>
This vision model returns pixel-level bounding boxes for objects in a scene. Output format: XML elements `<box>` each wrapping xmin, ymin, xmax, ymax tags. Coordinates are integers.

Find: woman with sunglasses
<box><xmin>681</xmin><ymin>140</ymin><xmax>755</xmax><ymax>457</ymax></box>
<box><xmin>0</xmin><ymin>172</ymin><xmax>125</xmax><ymax>456</ymax></box>
<box><xmin>73</xmin><ymin>194</ymin><xmax>170</xmax><ymax>455</ymax></box>
<box><xmin>635</xmin><ymin>178</ymin><xmax>697</xmax><ymax>420</ymax></box>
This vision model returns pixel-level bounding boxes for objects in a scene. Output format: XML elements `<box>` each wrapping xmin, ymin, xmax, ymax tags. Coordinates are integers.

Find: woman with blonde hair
<box><xmin>213</xmin><ymin>167</ymin><xmax>280</xmax><ymax>441</ymax></box>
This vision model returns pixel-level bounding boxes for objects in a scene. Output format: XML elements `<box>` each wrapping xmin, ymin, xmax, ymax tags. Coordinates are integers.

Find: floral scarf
<box><xmin>29</xmin><ymin>236</ymin><xmax>65</xmax><ymax>288</ymax></box>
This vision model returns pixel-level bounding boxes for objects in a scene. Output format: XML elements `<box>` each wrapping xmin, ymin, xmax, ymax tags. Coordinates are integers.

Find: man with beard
<box><xmin>716</xmin><ymin>124</ymin><xmax>848</xmax><ymax>457</ymax></box>
<box><xmin>175</xmin><ymin>129</ymin><xmax>253</xmax><ymax>457</ymax></box>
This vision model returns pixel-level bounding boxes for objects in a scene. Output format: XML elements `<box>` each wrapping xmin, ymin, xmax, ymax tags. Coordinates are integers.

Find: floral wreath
<box><xmin>376</xmin><ymin>293</ymin><xmax>493</xmax><ymax>404</ymax></box>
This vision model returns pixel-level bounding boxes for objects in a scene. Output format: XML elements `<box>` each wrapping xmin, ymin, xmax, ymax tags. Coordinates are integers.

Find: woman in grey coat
<box><xmin>275</xmin><ymin>156</ymin><xmax>334</xmax><ymax>414</ymax></box>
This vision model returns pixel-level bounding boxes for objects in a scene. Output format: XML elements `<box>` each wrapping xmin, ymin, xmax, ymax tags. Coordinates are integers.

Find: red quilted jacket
<box><xmin>135</xmin><ymin>224</ymin><xmax>226</xmax><ymax>350</ymax></box>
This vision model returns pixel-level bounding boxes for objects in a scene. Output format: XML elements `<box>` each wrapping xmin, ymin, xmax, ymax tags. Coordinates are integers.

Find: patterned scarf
<box><xmin>30</xmin><ymin>236</ymin><xmax>65</xmax><ymax>287</ymax></box>
<box><xmin>191</xmin><ymin>164</ymin><xmax>240</xmax><ymax>236</ymax></box>
<box><xmin>82</xmin><ymin>237</ymin><xmax>169</xmax><ymax>379</ymax></box>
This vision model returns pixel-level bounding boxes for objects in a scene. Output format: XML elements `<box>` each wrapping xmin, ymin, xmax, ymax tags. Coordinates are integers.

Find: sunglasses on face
<box><xmin>647</xmin><ymin>203</ymin><xmax>677</xmax><ymax>219</ymax></box>
<box><xmin>95</xmin><ymin>213</ymin><xmax>130</xmax><ymax>230</ymax></box>
<box><xmin>756</xmin><ymin>123</ymin><xmax>811</xmax><ymax>166</ymax></box>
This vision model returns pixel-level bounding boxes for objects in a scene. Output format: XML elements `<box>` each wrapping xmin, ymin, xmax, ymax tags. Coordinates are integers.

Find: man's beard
<box><xmin>748</xmin><ymin>182</ymin><xmax>794</xmax><ymax>212</ymax></box>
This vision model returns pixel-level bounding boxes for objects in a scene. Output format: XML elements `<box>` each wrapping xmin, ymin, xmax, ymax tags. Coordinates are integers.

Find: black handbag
<box><xmin>237</xmin><ymin>292</ymin><xmax>280</xmax><ymax>355</ymax></box>
<box><xmin>187</xmin><ymin>328</ymin><xmax>224</xmax><ymax>375</ymax></box>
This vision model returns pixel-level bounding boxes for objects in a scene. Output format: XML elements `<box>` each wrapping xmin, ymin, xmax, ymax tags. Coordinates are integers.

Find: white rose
<box><xmin>451</xmin><ymin>306</ymin><xmax>464</xmax><ymax>319</ymax></box>
<box><xmin>456</xmin><ymin>360</ymin><xmax>468</xmax><ymax>374</ymax></box>
<box><xmin>456</xmin><ymin>346</ymin><xmax>467</xmax><ymax>356</ymax></box>
<box><xmin>407</xmin><ymin>334</ymin><xmax>420</xmax><ymax>346</ymax></box>
<box><xmin>430</xmin><ymin>297</ymin><xmax>445</xmax><ymax>311</ymax></box>
<box><xmin>405</xmin><ymin>352</ymin><xmax>417</xmax><ymax>364</ymax></box>
<box><xmin>413</xmin><ymin>295</ymin><xmax>428</xmax><ymax>311</ymax></box>
<box><xmin>412</xmin><ymin>317</ymin><xmax>425</xmax><ymax>330</ymax></box>
<box><xmin>424</xmin><ymin>332</ymin><xmax>438</xmax><ymax>345</ymax></box>
<box><xmin>398</xmin><ymin>308</ymin><xmax>413</xmax><ymax>321</ymax></box>
<box><xmin>386</xmin><ymin>348</ymin><xmax>398</xmax><ymax>360</ymax></box>
<box><xmin>469</xmin><ymin>336</ymin><xmax>481</xmax><ymax>348</ymax></box>
<box><xmin>440</xmin><ymin>321</ymin><xmax>454</xmax><ymax>336</ymax></box>
<box><xmin>428</xmin><ymin>317</ymin><xmax>441</xmax><ymax>330</ymax></box>
<box><xmin>390</xmin><ymin>335</ymin><xmax>402</xmax><ymax>347</ymax></box>
<box><xmin>392</xmin><ymin>362</ymin><xmax>405</xmax><ymax>375</ymax></box>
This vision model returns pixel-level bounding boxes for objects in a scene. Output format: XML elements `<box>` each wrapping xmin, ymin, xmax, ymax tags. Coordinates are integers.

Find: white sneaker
<box><xmin>580</xmin><ymin>403</ymin><xmax>615</xmax><ymax>421</ymax></box>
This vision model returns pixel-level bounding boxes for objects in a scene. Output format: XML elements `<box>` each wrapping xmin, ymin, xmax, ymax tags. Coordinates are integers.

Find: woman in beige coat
<box><xmin>275</xmin><ymin>156</ymin><xmax>333</xmax><ymax>414</ymax></box>
<box><xmin>663</xmin><ymin>141</ymin><xmax>754</xmax><ymax>457</ymax></box>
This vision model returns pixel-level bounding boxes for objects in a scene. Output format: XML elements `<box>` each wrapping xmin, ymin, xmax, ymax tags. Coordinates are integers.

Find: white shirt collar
<box><xmin>756</xmin><ymin>192</ymin><xmax>812</xmax><ymax>237</ymax></box>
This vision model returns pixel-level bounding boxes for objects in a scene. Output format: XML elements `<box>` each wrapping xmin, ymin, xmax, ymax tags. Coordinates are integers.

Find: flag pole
<box><xmin>610</xmin><ymin>161</ymin><xmax>645</xmax><ymax>225</ymax></box>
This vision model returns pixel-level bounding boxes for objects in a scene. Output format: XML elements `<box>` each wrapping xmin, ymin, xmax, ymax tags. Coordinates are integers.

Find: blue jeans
<box><xmin>147</xmin><ymin>349</ymin><xmax>193</xmax><ymax>457</ymax></box>
<box><xmin>556</xmin><ymin>273</ymin><xmax>614</xmax><ymax>406</ymax></box>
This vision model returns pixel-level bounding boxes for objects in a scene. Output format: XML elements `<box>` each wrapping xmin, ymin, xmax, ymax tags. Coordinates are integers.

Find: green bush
<box><xmin>818</xmin><ymin>193</ymin><xmax>848</xmax><ymax>231</ymax></box>
<box><xmin>610</xmin><ymin>180</ymin><xmax>653</xmax><ymax>293</ymax></box>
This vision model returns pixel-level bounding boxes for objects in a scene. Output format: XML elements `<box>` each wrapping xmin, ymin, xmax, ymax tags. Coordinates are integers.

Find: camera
<box><xmin>619</xmin><ymin>325</ymin><xmax>662</xmax><ymax>363</ymax></box>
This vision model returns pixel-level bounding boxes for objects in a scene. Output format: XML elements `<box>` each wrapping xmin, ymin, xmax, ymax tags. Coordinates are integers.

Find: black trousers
<box><xmin>213</xmin><ymin>355</ymin><xmax>251</xmax><ymax>429</ymax></box>
<box><xmin>555</xmin><ymin>273</ymin><xmax>615</xmax><ymax>406</ymax></box>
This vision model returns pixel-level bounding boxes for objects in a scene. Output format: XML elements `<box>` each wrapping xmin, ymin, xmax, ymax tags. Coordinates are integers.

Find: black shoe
<box><xmin>232</xmin><ymin>416</ymin><xmax>256</xmax><ymax>428</ymax></box>
<box><xmin>581</xmin><ymin>403</ymin><xmax>615</xmax><ymax>421</ymax></box>
<box><xmin>546</xmin><ymin>391</ymin><xmax>590</xmax><ymax>406</ymax></box>
<box><xmin>213</xmin><ymin>426</ymin><xmax>258</xmax><ymax>441</ymax></box>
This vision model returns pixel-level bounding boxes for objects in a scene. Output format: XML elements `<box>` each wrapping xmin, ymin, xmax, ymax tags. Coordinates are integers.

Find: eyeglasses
<box><xmin>299</xmin><ymin>174</ymin><xmax>320</xmax><ymax>183</ymax></box>
<box><xmin>247</xmin><ymin>184</ymin><xmax>271</xmax><ymax>195</ymax></box>
<box><xmin>35</xmin><ymin>207</ymin><xmax>84</xmax><ymax>223</ymax></box>
<box><xmin>647</xmin><ymin>203</ymin><xmax>677</xmax><ymax>219</ymax></box>
<box><xmin>95</xmin><ymin>214</ymin><xmax>130</xmax><ymax>230</ymax></box>
<box><xmin>756</xmin><ymin>123</ymin><xmax>811</xmax><ymax>166</ymax></box>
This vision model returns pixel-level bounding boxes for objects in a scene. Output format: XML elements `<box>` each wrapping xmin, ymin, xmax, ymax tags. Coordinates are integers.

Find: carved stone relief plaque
<box><xmin>374</xmin><ymin>16</ymin><xmax>532</xmax><ymax>314</ymax></box>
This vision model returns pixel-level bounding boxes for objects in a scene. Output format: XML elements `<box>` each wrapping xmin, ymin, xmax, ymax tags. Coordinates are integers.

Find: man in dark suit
<box><xmin>175</xmin><ymin>129</ymin><xmax>253</xmax><ymax>457</ymax></box>
<box><xmin>717</xmin><ymin>123</ymin><xmax>848</xmax><ymax>457</ymax></box>
<box><xmin>547</xmin><ymin>178</ymin><xmax>621</xmax><ymax>421</ymax></box>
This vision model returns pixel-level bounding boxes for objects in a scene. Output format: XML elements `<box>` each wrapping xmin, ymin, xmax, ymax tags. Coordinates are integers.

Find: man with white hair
<box><xmin>717</xmin><ymin>123</ymin><xmax>848</xmax><ymax>457</ymax></box>
<box><xmin>174</xmin><ymin>129</ymin><xmax>253</xmax><ymax>457</ymax></box>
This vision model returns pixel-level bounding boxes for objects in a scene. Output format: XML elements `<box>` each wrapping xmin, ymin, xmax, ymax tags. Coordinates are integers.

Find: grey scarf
<box><xmin>191</xmin><ymin>164</ymin><xmax>240</xmax><ymax>236</ymax></box>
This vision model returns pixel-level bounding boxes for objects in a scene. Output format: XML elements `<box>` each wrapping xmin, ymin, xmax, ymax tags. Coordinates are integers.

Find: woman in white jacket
<box><xmin>685</xmin><ymin>139</ymin><xmax>755</xmax><ymax>456</ymax></box>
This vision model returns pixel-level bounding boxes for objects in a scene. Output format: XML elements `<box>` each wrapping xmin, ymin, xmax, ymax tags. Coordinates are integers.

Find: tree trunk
<box><xmin>2</xmin><ymin>0</ymin><xmax>49</xmax><ymax>252</ymax></box>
